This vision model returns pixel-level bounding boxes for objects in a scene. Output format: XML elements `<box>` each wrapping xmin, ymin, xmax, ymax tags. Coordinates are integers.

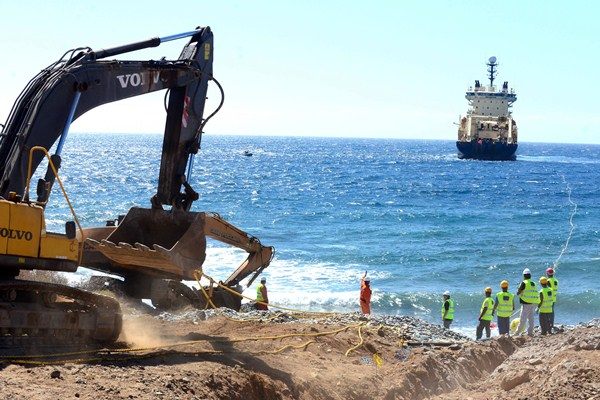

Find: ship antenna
<box><xmin>487</xmin><ymin>56</ymin><xmax>497</xmax><ymax>87</ymax></box>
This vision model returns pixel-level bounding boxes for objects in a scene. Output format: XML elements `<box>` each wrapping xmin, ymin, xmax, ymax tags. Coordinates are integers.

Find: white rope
<box><xmin>553</xmin><ymin>174</ymin><xmax>577</xmax><ymax>269</ymax></box>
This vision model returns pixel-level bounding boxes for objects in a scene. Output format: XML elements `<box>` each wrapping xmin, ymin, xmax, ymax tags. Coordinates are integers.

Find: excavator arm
<box><xmin>0</xmin><ymin>27</ymin><xmax>273</xmax><ymax>312</ymax></box>
<box><xmin>0</xmin><ymin>27</ymin><xmax>215</xmax><ymax>210</ymax></box>
<box><xmin>203</xmin><ymin>213</ymin><xmax>275</xmax><ymax>286</ymax></box>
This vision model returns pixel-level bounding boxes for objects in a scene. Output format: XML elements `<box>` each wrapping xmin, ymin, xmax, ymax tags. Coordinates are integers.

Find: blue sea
<box><xmin>43</xmin><ymin>134</ymin><xmax>600</xmax><ymax>334</ymax></box>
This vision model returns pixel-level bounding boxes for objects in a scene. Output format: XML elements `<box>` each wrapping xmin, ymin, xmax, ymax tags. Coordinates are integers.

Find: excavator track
<box><xmin>0</xmin><ymin>280</ymin><xmax>122</xmax><ymax>353</ymax></box>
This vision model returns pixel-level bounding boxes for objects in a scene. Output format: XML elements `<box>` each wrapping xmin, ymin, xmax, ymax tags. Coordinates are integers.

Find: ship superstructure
<box><xmin>456</xmin><ymin>56</ymin><xmax>518</xmax><ymax>160</ymax></box>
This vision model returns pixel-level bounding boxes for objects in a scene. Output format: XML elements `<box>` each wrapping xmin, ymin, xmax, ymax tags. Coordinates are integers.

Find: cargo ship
<box><xmin>456</xmin><ymin>57</ymin><xmax>518</xmax><ymax>161</ymax></box>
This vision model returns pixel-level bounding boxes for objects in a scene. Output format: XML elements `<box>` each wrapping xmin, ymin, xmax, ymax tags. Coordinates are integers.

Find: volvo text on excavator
<box><xmin>0</xmin><ymin>27</ymin><xmax>274</xmax><ymax>348</ymax></box>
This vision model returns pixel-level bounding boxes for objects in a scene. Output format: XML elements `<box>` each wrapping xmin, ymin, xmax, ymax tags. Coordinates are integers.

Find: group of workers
<box><xmin>256</xmin><ymin>266</ymin><xmax>558</xmax><ymax>341</ymax></box>
<box><xmin>441</xmin><ymin>267</ymin><xmax>558</xmax><ymax>339</ymax></box>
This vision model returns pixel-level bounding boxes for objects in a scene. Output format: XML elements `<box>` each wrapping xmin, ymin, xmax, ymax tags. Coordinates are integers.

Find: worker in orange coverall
<box><xmin>360</xmin><ymin>271</ymin><xmax>372</xmax><ymax>315</ymax></box>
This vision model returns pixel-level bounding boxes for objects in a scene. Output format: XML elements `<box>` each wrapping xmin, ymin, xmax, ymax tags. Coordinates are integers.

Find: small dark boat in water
<box><xmin>456</xmin><ymin>57</ymin><xmax>518</xmax><ymax>161</ymax></box>
<box><xmin>243</xmin><ymin>150</ymin><xmax>253</xmax><ymax>157</ymax></box>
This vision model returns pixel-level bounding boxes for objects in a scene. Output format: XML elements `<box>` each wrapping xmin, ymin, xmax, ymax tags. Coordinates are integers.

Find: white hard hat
<box><xmin>364</xmin><ymin>277</ymin><xmax>370</xmax><ymax>282</ymax></box>
<box><xmin>260</xmin><ymin>277</ymin><xmax>266</xmax><ymax>283</ymax></box>
<box><xmin>443</xmin><ymin>291</ymin><xmax>450</xmax><ymax>296</ymax></box>
<box><xmin>523</xmin><ymin>268</ymin><xmax>531</xmax><ymax>275</ymax></box>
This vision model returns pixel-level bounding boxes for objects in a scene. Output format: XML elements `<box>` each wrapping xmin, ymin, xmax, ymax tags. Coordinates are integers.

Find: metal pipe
<box><xmin>160</xmin><ymin>30</ymin><xmax>202</xmax><ymax>43</ymax></box>
<box><xmin>92</xmin><ymin>29</ymin><xmax>202</xmax><ymax>60</ymax></box>
<box><xmin>56</xmin><ymin>91</ymin><xmax>81</xmax><ymax>156</ymax></box>
<box><xmin>186</xmin><ymin>154</ymin><xmax>196</xmax><ymax>181</ymax></box>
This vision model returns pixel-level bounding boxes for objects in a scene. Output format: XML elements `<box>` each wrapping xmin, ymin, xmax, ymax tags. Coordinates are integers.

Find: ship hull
<box><xmin>456</xmin><ymin>140</ymin><xmax>517</xmax><ymax>161</ymax></box>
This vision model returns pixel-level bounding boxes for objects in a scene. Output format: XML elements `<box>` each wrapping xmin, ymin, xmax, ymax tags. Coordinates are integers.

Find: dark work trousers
<box><xmin>550</xmin><ymin>303</ymin><xmax>555</xmax><ymax>328</ymax></box>
<box><xmin>443</xmin><ymin>319</ymin><xmax>453</xmax><ymax>329</ymax></box>
<box><xmin>540</xmin><ymin>312</ymin><xmax>552</xmax><ymax>335</ymax></box>
<box><xmin>476</xmin><ymin>319</ymin><xmax>491</xmax><ymax>340</ymax></box>
<box><xmin>497</xmin><ymin>316</ymin><xmax>510</xmax><ymax>335</ymax></box>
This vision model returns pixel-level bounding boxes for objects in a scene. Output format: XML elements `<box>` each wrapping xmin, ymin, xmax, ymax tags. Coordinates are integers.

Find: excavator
<box><xmin>0</xmin><ymin>27</ymin><xmax>274</xmax><ymax>347</ymax></box>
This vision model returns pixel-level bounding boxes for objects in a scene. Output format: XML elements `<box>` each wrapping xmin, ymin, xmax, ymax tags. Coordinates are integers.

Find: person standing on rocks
<box><xmin>538</xmin><ymin>276</ymin><xmax>554</xmax><ymax>335</ymax></box>
<box><xmin>515</xmin><ymin>268</ymin><xmax>538</xmax><ymax>336</ymax></box>
<box><xmin>255</xmin><ymin>277</ymin><xmax>269</xmax><ymax>310</ymax></box>
<box><xmin>493</xmin><ymin>280</ymin><xmax>514</xmax><ymax>335</ymax></box>
<box><xmin>546</xmin><ymin>267</ymin><xmax>558</xmax><ymax>330</ymax></box>
<box><xmin>360</xmin><ymin>271</ymin><xmax>372</xmax><ymax>315</ymax></box>
<box><xmin>441</xmin><ymin>291</ymin><xmax>454</xmax><ymax>328</ymax></box>
<box><xmin>476</xmin><ymin>287</ymin><xmax>494</xmax><ymax>340</ymax></box>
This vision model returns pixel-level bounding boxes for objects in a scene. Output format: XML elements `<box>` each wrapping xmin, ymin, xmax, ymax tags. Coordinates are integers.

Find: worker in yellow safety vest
<box><xmin>255</xmin><ymin>277</ymin><xmax>269</xmax><ymax>310</ymax></box>
<box><xmin>441</xmin><ymin>291</ymin><xmax>454</xmax><ymax>329</ymax></box>
<box><xmin>476</xmin><ymin>287</ymin><xmax>494</xmax><ymax>340</ymax></box>
<box><xmin>515</xmin><ymin>268</ymin><xmax>538</xmax><ymax>336</ymax></box>
<box><xmin>546</xmin><ymin>267</ymin><xmax>558</xmax><ymax>331</ymax></box>
<box><xmin>538</xmin><ymin>277</ymin><xmax>554</xmax><ymax>335</ymax></box>
<box><xmin>492</xmin><ymin>280</ymin><xmax>514</xmax><ymax>335</ymax></box>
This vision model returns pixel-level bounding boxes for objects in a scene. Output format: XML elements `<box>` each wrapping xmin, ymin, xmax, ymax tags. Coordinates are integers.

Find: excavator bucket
<box><xmin>83</xmin><ymin>208</ymin><xmax>207</xmax><ymax>280</ymax></box>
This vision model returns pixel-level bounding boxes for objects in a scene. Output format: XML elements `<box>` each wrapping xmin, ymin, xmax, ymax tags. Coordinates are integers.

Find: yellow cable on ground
<box><xmin>229</xmin><ymin>323</ymin><xmax>359</xmax><ymax>343</ymax></box>
<box><xmin>267</xmin><ymin>340</ymin><xmax>315</xmax><ymax>355</ymax></box>
<box><xmin>344</xmin><ymin>324</ymin><xmax>365</xmax><ymax>356</ymax></box>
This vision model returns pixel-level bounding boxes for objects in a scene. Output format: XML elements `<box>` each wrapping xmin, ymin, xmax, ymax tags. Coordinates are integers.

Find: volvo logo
<box><xmin>0</xmin><ymin>227</ymin><xmax>33</xmax><ymax>241</ymax></box>
<box><xmin>116</xmin><ymin>72</ymin><xmax>160</xmax><ymax>89</ymax></box>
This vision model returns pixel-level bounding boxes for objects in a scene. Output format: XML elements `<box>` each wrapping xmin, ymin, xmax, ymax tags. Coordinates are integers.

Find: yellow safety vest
<box><xmin>519</xmin><ymin>279</ymin><xmax>538</xmax><ymax>304</ymax></box>
<box><xmin>495</xmin><ymin>291</ymin><xmax>514</xmax><ymax>318</ymax></box>
<box><xmin>539</xmin><ymin>287</ymin><xmax>553</xmax><ymax>313</ymax></box>
<box><xmin>547</xmin><ymin>277</ymin><xmax>558</xmax><ymax>303</ymax></box>
<box><xmin>256</xmin><ymin>284</ymin><xmax>266</xmax><ymax>302</ymax></box>
<box><xmin>442</xmin><ymin>299</ymin><xmax>455</xmax><ymax>320</ymax></box>
<box><xmin>480</xmin><ymin>297</ymin><xmax>494</xmax><ymax>321</ymax></box>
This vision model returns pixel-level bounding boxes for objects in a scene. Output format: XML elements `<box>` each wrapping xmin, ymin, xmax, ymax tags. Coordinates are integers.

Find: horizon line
<box><xmin>70</xmin><ymin>131</ymin><xmax>600</xmax><ymax>146</ymax></box>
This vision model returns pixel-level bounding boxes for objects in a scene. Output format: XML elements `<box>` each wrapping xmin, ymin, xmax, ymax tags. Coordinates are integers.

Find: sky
<box><xmin>0</xmin><ymin>1</ymin><xmax>598</xmax><ymax>144</ymax></box>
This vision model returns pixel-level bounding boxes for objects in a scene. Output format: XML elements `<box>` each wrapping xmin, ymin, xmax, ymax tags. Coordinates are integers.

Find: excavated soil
<box><xmin>0</xmin><ymin>308</ymin><xmax>598</xmax><ymax>400</ymax></box>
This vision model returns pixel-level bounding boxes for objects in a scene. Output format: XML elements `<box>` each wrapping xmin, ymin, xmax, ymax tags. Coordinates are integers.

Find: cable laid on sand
<box><xmin>344</xmin><ymin>324</ymin><xmax>365</xmax><ymax>356</ymax></box>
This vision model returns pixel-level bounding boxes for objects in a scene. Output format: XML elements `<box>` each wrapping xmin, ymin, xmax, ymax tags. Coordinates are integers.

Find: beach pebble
<box><xmin>500</xmin><ymin>370</ymin><xmax>530</xmax><ymax>391</ymax></box>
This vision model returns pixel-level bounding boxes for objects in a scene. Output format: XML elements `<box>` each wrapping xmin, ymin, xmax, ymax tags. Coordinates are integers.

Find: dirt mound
<box><xmin>0</xmin><ymin>310</ymin><xmax>598</xmax><ymax>399</ymax></box>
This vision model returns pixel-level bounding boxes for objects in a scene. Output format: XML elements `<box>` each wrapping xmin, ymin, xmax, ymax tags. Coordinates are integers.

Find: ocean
<box><xmin>43</xmin><ymin>134</ymin><xmax>600</xmax><ymax>334</ymax></box>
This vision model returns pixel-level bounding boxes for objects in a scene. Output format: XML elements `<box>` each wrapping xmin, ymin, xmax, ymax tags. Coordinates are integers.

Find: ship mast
<box><xmin>487</xmin><ymin>56</ymin><xmax>497</xmax><ymax>87</ymax></box>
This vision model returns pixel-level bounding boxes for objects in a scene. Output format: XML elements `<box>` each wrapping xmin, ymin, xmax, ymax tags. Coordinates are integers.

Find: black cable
<box><xmin>163</xmin><ymin>89</ymin><xmax>170</xmax><ymax>113</ymax></box>
<box><xmin>194</xmin><ymin>76</ymin><xmax>224</xmax><ymax>142</ymax></box>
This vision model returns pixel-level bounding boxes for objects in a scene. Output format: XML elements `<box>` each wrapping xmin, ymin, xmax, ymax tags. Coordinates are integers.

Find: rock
<box><xmin>501</xmin><ymin>370</ymin><xmax>530</xmax><ymax>391</ymax></box>
<box><xmin>528</xmin><ymin>358</ymin><xmax>542</xmax><ymax>366</ymax></box>
<box><xmin>449</xmin><ymin>344</ymin><xmax>461</xmax><ymax>350</ymax></box>
<box><xmin>50</xmin><ymin>370</ymin><xmax>61</xmax><ymax>379</ymax></box>
<box><xmin>582</xmin><ymin>342</ymin><xmax>596</xmax><ymax>351</ymax></box>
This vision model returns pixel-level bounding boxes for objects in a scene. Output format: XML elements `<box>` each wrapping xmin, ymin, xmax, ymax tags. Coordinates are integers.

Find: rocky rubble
<box><xmin>157</xmin><ymin>307</ymin><xmax>471</xmax><ymax>344</ymax></box>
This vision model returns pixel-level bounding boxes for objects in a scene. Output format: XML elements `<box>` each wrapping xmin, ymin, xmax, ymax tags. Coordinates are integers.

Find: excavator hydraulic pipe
<box><xmin>91</xmin><ymin>37</ymin><xmax>161</xmax><ymax>60</ymax></box>
<box><xmin>160</xmin><ymin>30</ymin><xmax>203</xmax><ymax>43</ymax></box>
<box><xmin>91</xmin><ymin>29</ymin><xmax>202</xmax><ymax>60</ymax></box>
<box><xmin>56</xmin><ymin>91</ymin><xmax>81</xmax><ymax>156</ymax></box>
